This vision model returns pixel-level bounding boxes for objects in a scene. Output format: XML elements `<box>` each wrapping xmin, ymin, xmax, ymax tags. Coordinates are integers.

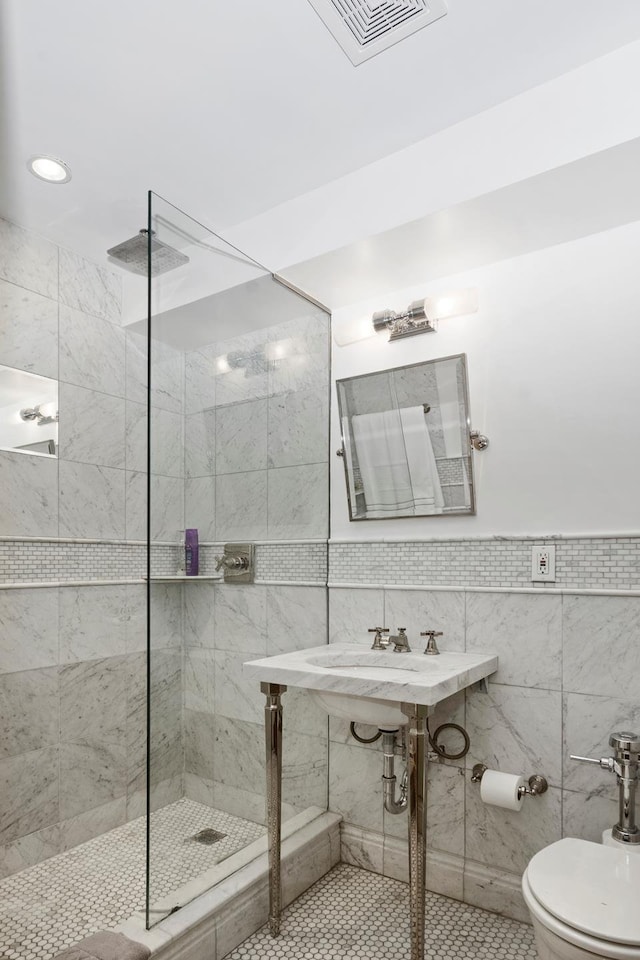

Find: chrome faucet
<box><xmin>368</xmin><ymin>627</ymin><xmax>390</xmax><ymax>650</ymax></box>
<box><xmin>389</xmin><ymin>627</ymin><xmax>411</xmax><ymax>653</ymax></box>
<box><xmin>421</xmin><ymin>630</ymin><xmax>443</xmax><ymax>655</ymax></box>
<box><xmin>368</xmin><ymin>626</ymin><xmax>411</xmax><ymax>652</ymax></box>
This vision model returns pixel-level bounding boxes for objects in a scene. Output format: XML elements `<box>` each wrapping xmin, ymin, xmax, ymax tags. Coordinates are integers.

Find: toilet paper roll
<box><xmin>480</xmin><ymin>770</ymin><xmax>526</xmax><ymax>811</ymax></box>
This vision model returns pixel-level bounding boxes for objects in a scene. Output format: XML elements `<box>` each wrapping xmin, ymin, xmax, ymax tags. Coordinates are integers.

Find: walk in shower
<box><xmin>0</xmin><ymin>194</ymin><xmax>331</xmax><ymax>958</ymax></box>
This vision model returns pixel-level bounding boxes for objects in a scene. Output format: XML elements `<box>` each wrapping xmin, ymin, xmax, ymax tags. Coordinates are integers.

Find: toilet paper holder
<box><xmin>471</xmin><ymin>763</ymin><xmax>548</xmax><ymax>798</ymax></box>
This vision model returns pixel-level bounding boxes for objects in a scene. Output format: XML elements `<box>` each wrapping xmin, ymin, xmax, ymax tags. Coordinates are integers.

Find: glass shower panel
<box><xmin>145</xmin><ymin>192</ymin><xmax>330</xmax><ymax>927</ymax></box>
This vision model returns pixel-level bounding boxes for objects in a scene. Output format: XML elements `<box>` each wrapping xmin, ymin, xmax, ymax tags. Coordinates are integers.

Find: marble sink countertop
<box><xmin>243</xmin><ymin>643</ymin><xmax>498</xmax><ymax>707</ymax></box>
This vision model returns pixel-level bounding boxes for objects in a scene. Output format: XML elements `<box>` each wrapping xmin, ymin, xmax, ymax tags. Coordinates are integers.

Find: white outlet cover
<box><xmin>531</xmin><ymin>545</ymin><xmax>556</xmax><ymax>582</ymax></box>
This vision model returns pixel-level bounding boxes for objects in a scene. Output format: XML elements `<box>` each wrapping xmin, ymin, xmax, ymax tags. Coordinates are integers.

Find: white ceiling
<box><xmin>3</xmin><ymin>0</ymin><xmax>640</xmax><ymax>270</ymax></box>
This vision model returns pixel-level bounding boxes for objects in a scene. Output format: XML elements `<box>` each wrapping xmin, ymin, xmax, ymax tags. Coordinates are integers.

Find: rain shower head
<box><xmin>107</xmin><ymin>229</ymin><xmax>189</xmax><ymax>276</ymax></box>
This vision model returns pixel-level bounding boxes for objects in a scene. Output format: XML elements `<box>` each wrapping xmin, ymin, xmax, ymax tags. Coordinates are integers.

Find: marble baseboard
<box><xmin>463</xmin><ymin>857</ymin><xmax>530</xmax><ymax>924</ymax></box>
<box><xmin>339</xmin><ymin>823</ymin><xmax>529</xmax><ymax>924</ymax></box>
<box><xmin>117</xmin><ymin>810</ymin><xmax>341</xmax><ymax>960</ymax></box>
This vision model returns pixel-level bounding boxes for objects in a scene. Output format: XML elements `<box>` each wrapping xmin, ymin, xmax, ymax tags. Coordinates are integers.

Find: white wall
<box><xmin>228</xmin><ymin>40</ymin><xmax>640</xmax><ymax>273</ymax></box>
<box><xmin>331</xmin><ymin>220</ymin><xmax>640</xmax><ymax>538</ymax></box>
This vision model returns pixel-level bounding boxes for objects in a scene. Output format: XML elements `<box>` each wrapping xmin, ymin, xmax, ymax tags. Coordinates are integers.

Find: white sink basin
<box><xmin>307</xmin><ymin>689</ymin><xmax>408</xmax><ymax>728</ymax></box>
<box><xmin>244</xmin><ymin>643</ymin><xmax>497</xmax><ymax>729</ymax></box>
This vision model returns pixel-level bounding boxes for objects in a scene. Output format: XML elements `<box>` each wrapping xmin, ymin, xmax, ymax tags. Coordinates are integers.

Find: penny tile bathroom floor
<box><xmin>226</xmin><ymin>863</ymin><xmax>538</xmax><ymax>960</ymax></box>
<box><xmin>0</xmin><ymin>798</ymin><xmax>265</xmax><ymax>960</ymax></box>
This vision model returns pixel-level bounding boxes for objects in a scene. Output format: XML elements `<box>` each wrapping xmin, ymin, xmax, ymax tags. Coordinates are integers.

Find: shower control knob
<box><xmin>215</xmin><ymin>555</ymin><xmax>249</xmax><ymax>572</ymax></box>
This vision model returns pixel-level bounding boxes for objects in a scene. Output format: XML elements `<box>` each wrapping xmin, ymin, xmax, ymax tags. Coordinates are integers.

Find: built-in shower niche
<box><xmin>0</xmin><ymin>364</ymin><xmax>58</xmax><ymax>456</ymax></box>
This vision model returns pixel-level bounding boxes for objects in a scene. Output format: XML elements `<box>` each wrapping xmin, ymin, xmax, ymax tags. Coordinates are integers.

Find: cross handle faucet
<box><xmin>369</xmin><ymin>627</ymin><xmax>411</xmax><ymax>652</ymax></box>
<box><xmin>368</xmin><ymin>627</ymin><xmax>390</xmax><ymax>650</ymax></box>
<box><xmin>421</xmin><ymin>630</ymin><xmax>443</xmax><ymax>655</ymax></box>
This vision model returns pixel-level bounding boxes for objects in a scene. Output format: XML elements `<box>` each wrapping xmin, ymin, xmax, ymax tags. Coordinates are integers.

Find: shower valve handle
<box><xmin>215</xmin><ymin>555</ymin><xmax>249</xmax><ymax>572</ymax></box>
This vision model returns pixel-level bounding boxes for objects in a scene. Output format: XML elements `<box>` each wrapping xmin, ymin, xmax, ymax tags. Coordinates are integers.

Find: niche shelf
<box><xmin>147</xmin><ymin>575</ymin><xmax>223</xmax><ymax>583</ymax></box>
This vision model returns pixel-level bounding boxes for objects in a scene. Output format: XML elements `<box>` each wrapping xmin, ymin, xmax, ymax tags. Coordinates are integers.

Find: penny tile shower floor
<box><xmin>227</xmin><ymin>864</ymin><xmax>538</xmax><ymax>960</ymax></box>
<box><xmin>0</xmin><ymin>799</ymin><xmax>265</xmax><ymax>960</ymax></box>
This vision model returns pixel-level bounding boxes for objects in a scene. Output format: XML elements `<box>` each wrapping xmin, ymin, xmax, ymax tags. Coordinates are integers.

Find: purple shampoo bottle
<box><xmin>185</xmin><ymin>528</ymin><xmax>199</xmax><ymax>576</ymax></box>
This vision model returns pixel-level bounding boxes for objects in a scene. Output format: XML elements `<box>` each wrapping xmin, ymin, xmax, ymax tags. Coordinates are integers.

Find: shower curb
<box><xmin>116</xmin><ymin>811</ymin><xmax>341</xmax><ymax>960</ymax></box>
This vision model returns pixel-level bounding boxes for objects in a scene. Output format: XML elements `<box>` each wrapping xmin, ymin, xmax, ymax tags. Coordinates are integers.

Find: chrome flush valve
<box><xmin>571</xmin><ymin>731</ymin><xmax>640</xmax><ymax>844</ymax></box>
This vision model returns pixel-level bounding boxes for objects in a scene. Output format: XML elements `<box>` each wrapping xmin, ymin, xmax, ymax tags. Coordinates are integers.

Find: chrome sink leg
<box><xmin>262</xmin><ymin>682</ymin><xmax>287</xmax><ymax>936</ymax></box>
<box><xmin>402</xmin><ymin>702</ymin><xmax>431</xmax><ymax>960</ymax></box>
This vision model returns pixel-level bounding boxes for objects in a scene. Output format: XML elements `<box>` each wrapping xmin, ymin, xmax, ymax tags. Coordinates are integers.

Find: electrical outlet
<box><xmin>531</xmin><ymin>545</ymin><xmax>556</xmax><ymax>582</ymax></box>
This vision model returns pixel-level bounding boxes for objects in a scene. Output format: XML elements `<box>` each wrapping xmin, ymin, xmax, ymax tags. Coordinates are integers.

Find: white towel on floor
<box><xmin>53</xmin><ymin>931</ymin><xmax>150</xmax><ymax>960</ymax></box>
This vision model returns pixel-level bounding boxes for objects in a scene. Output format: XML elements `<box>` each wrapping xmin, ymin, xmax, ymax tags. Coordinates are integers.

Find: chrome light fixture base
<box><xmin>372</xmin><ymin>300</ymin><xmax>437</xmax><ymax>342</ymax></box>
<box><xmin>388</xmin><ymin>317</ymin><xmax>437</xmax><ymax>341</ymax></box>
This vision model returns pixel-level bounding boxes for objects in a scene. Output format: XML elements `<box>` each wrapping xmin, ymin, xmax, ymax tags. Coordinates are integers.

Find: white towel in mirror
<box><xmin>352</xmin><ymin>407</ymin><xmax>443</xmax><ymax>517</ymax></box>
<box><xmin>399</xmin><ymin>406</ymin><xmax>444</xmax><ymax>514</ymax></box>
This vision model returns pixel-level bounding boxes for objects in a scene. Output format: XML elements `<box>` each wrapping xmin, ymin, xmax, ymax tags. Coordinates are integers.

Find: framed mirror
<box><xmin>0</xmin><ymin>365</ymin><xmax>58</xmax><ymax>457</ymax></box>
<box><xmin>337</xmin><ymin>353</ymin><xmax>476</xmax><ymax>520</ymax></box>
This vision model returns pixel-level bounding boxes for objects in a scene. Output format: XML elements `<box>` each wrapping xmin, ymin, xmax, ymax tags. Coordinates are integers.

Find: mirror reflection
<box><xmin>337</xmin><ymin>353</ymin><xmax>474</xmax><ymax>520</ymax></box>
<box><xmin>0</xmin><ymin>365</ymin><xmax>58</xmax><ymax>457</ymax></box>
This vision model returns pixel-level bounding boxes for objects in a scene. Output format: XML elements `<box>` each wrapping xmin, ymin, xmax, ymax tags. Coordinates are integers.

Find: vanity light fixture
<box><xmin>372</xmin><ymin>300</ymin><xmax>435</xmax><ymax>341</ymax></box>
<box><xmin>333</xmin><ymin>288</ymin><xmax>479</xmax><ymax>346</ymax></box>
<box><xmin>373</xmin><ymin>288</ymin><xmax>479</xmax><ymax>342</ymax></box>
<box><xmin>20</xmin><ymin>403</ymin><xmax>58</xmax><ymax>426</ymax></box>
<box><xmin>27</xmin><ymin>155</ymin><xmax>72</xmax><ymax>184</ymax></box>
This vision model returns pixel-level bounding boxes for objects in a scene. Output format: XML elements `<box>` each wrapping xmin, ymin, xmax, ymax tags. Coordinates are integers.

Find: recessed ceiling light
<box><xmin>27</xmin><ymin>155</ymin><xmax>72</xmax><ymax>183</ymax></box>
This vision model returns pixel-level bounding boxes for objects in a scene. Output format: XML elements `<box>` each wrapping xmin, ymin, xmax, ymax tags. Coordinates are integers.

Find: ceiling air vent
<box><xmin>307</xmin><ymin>0</ymin><xmax>447</xmax><ymax>65</ymax></box>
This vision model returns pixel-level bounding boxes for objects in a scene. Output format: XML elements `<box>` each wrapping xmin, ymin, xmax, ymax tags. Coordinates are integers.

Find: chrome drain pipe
<box><xmin>382</xmin><ymin>730</ymin><xmax>408</xmax><ymax>815</ymax></box>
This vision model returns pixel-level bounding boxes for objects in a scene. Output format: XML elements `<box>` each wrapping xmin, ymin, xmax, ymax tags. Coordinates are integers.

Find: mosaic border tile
<box><xmin>0</xmin><ymin>539</ymin><xmax>328</xmax><ymax>586</ymax></box>
<box><xmin>329</xmin><ymin>536</ymin><xmax>640</xmax><ymax>591</ymax></box>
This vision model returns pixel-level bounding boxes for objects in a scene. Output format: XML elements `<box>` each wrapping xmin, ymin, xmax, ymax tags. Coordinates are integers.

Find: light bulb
<box><xmin>333</xmin><ymin>315</ymin><xmax>379</xmax><ymax>347</ymax></box>
<box><xmin>424</xmin><ymin>288</ymin><xmax>478</xmax><ymax>321</ymax></box>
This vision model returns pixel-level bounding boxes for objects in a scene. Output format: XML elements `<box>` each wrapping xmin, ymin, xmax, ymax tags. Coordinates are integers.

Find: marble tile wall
<box><xmin>181</xmin><ymin>310</ymin><xmax>331</xmax><ymax>824</ymax></box>
<box><xmin>183</xmin><ymin>581</ymin><xmax>330</xmax><ymax>824</ymax></box>
<box><xmin>326</xmin><ymin>579</ymin><xmax>640</xmax><ymax>915</ymax></box>
<box><xmin>0</xmin><ymin>581</ymin><xmax>183</xmax><ymax>878</ymax></box>
<box><xmin>184</xmin><ymin>312</ymin><xmax>330</xmax><ymax>543</ymax></box>
<box><xmin>0</xmin><ymin>218</ymin><xmax>183</xmax><ymax>876</ymax></box>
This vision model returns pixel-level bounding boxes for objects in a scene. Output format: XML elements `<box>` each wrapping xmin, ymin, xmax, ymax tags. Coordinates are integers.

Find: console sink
<box><xmin>244</xmin><ymin>643</ymin><xmax>498</xmax><ymax>728</ymax></box>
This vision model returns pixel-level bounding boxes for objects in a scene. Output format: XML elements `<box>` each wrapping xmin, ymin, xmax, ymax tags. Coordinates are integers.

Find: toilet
<box><xmin>522</xmin><ymin>837</ymin><xmax>640</xmax><ymax>959</ymax></box>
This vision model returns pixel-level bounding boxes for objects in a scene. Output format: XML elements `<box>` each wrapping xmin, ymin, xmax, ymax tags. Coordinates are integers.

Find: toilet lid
<box><xmin>527</xmin><ymin>838</ymin><xmax>640</xmax><ymax>946</ymax></box>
